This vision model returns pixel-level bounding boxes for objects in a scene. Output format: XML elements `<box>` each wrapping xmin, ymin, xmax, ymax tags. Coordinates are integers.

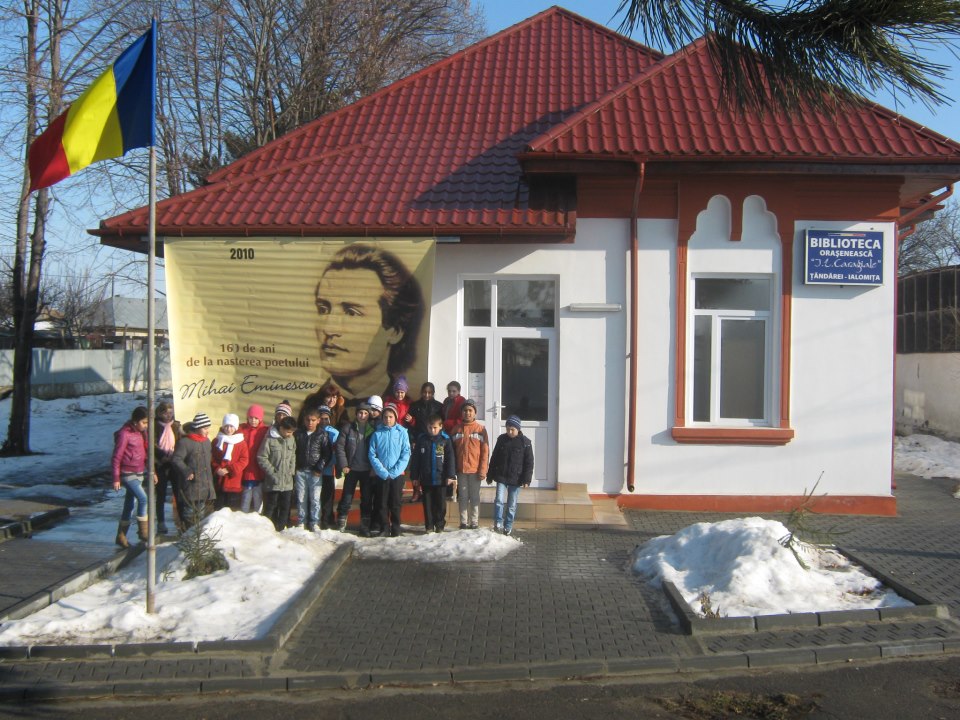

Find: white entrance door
<box><xmin>459</xmin><ymin>277</ymin><xmax>557</xmax><ymax>487</ymax></box>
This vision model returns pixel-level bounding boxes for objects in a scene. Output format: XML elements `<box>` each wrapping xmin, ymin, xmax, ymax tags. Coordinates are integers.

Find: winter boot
<box><xmin>115</xmin><ymin>521</ymin><xmax>131</xmax><ymax>548</ymax></box>
<box><xmin>137</xmin><ymin>516</ymin><xmax>149</xmax><ymax>543</ymax></box>
<box><xmin>337</xmin><ymin>516</ymin><xmax>348</xmax><ymax>532</ymax></box>
<box><xmin>359</xmin><ymin>517</ymin><xmax>371</xmax><ymax>537</ymax></box>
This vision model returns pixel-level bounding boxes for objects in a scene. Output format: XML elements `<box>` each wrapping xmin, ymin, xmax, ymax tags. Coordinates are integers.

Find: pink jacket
<box><xmin>112</xmin><ymin>423</ymin><xmax>147</xmax><ymax>484</ymax></box>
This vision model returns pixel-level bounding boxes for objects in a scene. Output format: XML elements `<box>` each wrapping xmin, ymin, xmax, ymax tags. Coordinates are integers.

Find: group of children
<box><xmin>111</xmin><ymin>377</ymin><xmax>534</xmax><ymax>546</ymax></box>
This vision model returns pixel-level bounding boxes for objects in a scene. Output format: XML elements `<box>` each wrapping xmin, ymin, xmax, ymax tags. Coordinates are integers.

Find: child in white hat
<box><xmin>212</xmin><ymin>413</ymin><xmax>249</xmax><ymax>510</ymax></box>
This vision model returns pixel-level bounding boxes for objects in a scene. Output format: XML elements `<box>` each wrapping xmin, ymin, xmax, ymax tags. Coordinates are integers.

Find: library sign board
<box><xmin>804</xmin><ymin>230</ymin><xmax>884</xmax><ymax>286</ymax></box>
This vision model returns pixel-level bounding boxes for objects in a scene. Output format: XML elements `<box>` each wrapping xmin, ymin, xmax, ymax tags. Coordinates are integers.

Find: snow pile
<box><xmin>895</xmin><ymin>434</ymin><xmax>960</xmax><ymax>480</ymax></box>
<box><xmin>311</xmin><ymin>526</ymin><xmax>520</xmax><ymax>562</ymax></box>
<box><xmin>632</xmin><ymin>517</ymin><xmax>912</xmax><ymax>618</ymax></box>
<box><xmin>0</xmin><ymin>509</ymin><xmax>338</xmax><ymax>646</ymax></box>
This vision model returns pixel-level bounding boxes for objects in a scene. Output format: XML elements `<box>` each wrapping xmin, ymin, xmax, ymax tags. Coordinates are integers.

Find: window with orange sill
<box><xmin>692</xmin><ymin>276</ymin><xmax>772</xmax><ymax>423</ymax></box>
<box><xmin>674</xmin><ymin>273</ymin><xmax>794</xmax><ymax>445</ymax></box>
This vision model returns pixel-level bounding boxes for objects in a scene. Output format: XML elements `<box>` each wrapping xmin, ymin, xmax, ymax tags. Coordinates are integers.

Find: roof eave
<box><xmin>93</xmin><ymin>222</ymin><xmax>577</xmax><ymax>255</ymax></box>
<box><xmin>519</xmin><ymin>153</ymin><xmax>960</xmax><ymax>177</ymax></box>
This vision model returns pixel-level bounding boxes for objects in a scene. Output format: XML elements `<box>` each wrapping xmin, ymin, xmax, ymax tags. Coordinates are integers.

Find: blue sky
<box><xmin>482</xmin><ymin>1</ymin><xmax>960</xmax><ymax>140</ymax></box>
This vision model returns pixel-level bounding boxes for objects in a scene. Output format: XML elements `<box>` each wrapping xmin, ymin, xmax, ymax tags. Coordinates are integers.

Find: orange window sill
<box><xmin>671</xmin><ymin>426</ymin><xmax>795</xmax><ymax>445</ymax></box>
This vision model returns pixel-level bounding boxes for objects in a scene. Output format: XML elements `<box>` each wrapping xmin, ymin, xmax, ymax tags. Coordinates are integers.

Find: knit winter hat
<box><xmin>506</xmin><ymin>415</ymin><xmax>522</xmax><ymax>431</ymax></box>
<box><xmin>382</xmin><ymin>403</ymin><xmax>399</xmax><ymax>419</ymax></box>
<box><xmin>247</xmin><ymin>404</ymin><xmax>264</xmax><ymax>420</ymax></box>
<box><xmin>275</xmin><ymin>401</ymin><xmax>293</xmax><ymax>418</ymax></box>
<box><xmin>316</xmin><ymin>405</ymin><xmax>332</xmax><ymax>418</ymax></box>
<box><xmin>462</xmin><ymin>398</ymin><xmax>477</xmax><ymax>410</ymax></box>
<box><xmin>222</xmin><ymin>413</ymin><xmax>240</xmax><ymax>429</ymax></box>
<box><xmin>393</xmin><ymin>375</ymin><xmax>409</xmax><ymax>393</ymax></box>
<box><xmin>367</xmin><ymin>395</ymin><xmax>384</xmax><ymax>412</ymax></box>
<box><xmin>192</xmin><ymin>412</ymin><xmax>212</xmax><ymax>429</ymax></box>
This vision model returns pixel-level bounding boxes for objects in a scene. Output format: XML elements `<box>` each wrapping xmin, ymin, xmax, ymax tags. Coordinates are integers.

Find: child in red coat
<box><xmin>212</xmin><ymin>413</ymin><xmax>249</xmax><ymax>510</ymax></box>
<box><xmin>239</xmin><ymin>404</ymin><xmax>269</xmax><ymax>513</ymax></box>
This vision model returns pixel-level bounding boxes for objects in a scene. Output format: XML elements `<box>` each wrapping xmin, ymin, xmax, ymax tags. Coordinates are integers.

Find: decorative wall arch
<box><xmin>673</xmin><ymin>181</ymin><xmax>795</xmax><ymax>444</ymax></box>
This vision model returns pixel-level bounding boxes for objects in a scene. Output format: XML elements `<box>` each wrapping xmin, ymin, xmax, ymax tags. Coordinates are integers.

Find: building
<box><xmin>87</xmin><ymin>296</ymin><xmax>169</xmax><ymax>349</ymax></box>
<box><xmin>896</xmin><ymin>265</ymin><xmax>960</xmax><ymax>439</ymax></box>
<box><xmin>96</xmin><ymin>8</ymin><xmax>960</xmax><ymax>514</ymax></box>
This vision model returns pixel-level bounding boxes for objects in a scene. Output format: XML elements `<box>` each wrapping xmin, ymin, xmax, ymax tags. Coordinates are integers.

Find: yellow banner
<box><xmin>164</xmin><ymin>238</ymin><xmax>435</xmax><ymax>425</ymax></box>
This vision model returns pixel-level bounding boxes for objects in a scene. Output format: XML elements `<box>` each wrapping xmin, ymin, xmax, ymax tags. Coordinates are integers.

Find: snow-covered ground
<box><xmin>894</xmin><ymin>434</ymin><xmax>960</xmax><ymax>480</ymax></box>
<box><xmin>0</xmin><ymin>509</ymin><xmax>519</xmax><ymax>646</ymax></box>
<box><xmin>0</xmin><ymin>393</ymin><xmax>139</xmax><ymax>494</ymax></box>
<box><xmin>1</xmin><ymin>392</ymin><xmax>959</xmax><ymax>643</ymax></box>
<box><xmin>632</xmin><ymin>516</ymin><xmax>912</xmax><ymax>618</ymax></box>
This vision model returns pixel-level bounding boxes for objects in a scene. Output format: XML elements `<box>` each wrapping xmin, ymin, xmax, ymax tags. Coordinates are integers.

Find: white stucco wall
<box><xmin>896</xmin><ymin>353</ymin><xmax>960</xmax><ymax>439</ymax></box>
<box><xmin>632</xmin><ymin>198</ymin><xmax>895</xmax><ymax>499</ymax></box>
<box><xmin>428</xmin><ymin>201</ymin><xmax>895</xmax><ymax>499</ymax></box>
<box><xmin>429</xmin><ymin>221</ymin><xmax>628</xmax><ymax>491</ymax></box>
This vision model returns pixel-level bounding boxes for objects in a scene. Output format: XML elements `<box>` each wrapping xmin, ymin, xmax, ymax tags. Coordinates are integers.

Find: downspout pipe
<box><xmin>626</xmin><ymin>162</ymin><xmax>645</xmax><ymax>492</ymax></box>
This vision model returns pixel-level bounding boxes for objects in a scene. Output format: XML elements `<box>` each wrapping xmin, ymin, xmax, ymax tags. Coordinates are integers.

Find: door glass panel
<box><xmin>463</xmin><ymin>280</ymin><xmax>491</xmax><ymax>326</ymax></box>
<box><xmin>497</xmin><ymin>279</ymin><xmax>555</xmax><ymax>327</ymax></box>
<box><xmin>467</xmin><ymin>337</ymin><xmax>486</xmax><ymax>411</ymax></box>
<box><xmin>501</xmin><ymin>338</ymin><xmax>548</xmax><ymax>421</ymax></box>
<box><xmin>719</xmin><ymin>319</ymin><xmax>765</xmax><ymax>419</ymax></box>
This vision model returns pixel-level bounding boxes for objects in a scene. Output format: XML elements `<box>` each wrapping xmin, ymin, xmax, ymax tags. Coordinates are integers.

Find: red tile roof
<box><xmin>97</xmin><ymin>7</ymin><xmax>661</xmax><ymax>241</ymax></box>
<box><xmin>525</xmin><ymin>36</ymin><xmax>960</xmax><ymax>162</ymax></box>
<box><xmin>97</xmin><ymin>8</ymin><xmax>960</xmax><ymax>244</ymax></box>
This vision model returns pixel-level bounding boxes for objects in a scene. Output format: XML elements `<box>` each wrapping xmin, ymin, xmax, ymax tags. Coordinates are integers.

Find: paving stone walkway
<box><xmin>0</xmin><ymin>536</ymin><xmax>117</xmax><ymax>619</ymax></box>
<box><xmin>281</xmin><ymin>527</ymin><xmax>695</xmax><ymax>674</ymax></box>
<box><xmin>3</xmin><ymin>472</ymin><xmax>960</xmax><ymax>700</ymax></box>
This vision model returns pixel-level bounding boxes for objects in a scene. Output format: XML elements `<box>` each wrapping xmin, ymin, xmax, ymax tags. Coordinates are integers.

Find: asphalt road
<box><xmin>4</xmin><ymin>654</ymin><xmax>959</xmax><ymax>720</ymax></box>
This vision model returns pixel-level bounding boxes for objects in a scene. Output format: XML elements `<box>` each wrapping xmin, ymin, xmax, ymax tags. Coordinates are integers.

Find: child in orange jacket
<box><xmin>451</xmin><ymin>398</ymin><xmax>489</xmax><ymax>529</ymax></box>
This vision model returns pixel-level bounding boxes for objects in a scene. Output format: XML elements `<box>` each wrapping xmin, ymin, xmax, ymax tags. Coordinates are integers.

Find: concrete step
<box><xmin>334</xmin><ymin>481</ymin><xmax>627</xmax><ymax>530</ymax></box>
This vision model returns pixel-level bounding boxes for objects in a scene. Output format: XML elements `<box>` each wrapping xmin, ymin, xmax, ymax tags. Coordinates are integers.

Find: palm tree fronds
<box><xmin>617</xmin><ymin>0</ymin><xmax>960</xmax><ymax>114</ymax></box>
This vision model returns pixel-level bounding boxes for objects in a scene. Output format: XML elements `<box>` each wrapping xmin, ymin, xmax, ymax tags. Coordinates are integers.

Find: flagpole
<box><xmin>145</xmin><ymin>15</ymin><xmax>159</xmax><ymax>615</ymax></box>
<box><xmin>146</xmin><ymin>141</ymin><xmax>157</xmax><ymax>614</ymax></box>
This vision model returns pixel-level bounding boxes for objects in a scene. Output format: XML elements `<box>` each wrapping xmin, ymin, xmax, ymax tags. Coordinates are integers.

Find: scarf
<box><xmin>214</xmin><ymin>432</ymin><xmax>244</xmax><ymax>461</ymax></box>
<box><xmin>157</xmin><ymin>421</ymin><xmax>176</xmax><ymax>455</ymax></box>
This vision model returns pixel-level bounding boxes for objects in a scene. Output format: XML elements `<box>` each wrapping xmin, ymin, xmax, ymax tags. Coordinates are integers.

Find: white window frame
<box><xmin>687</xmin><ymin>273</ymin><xmax>776</xmax><ymax>427</ymax></box>
<box><xmin>459</xmin><ymin>275</ymin><xmax>559</xmax><ymax>330</ymax></box>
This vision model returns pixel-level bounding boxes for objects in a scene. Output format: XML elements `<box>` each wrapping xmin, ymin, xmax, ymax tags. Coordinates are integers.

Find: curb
<box><xmin>0</xmin><ymin>506</ymin><xmax>70</xmax><ymax>544</ymax></box>
<box><xmin>7</xmin><ymin>643</ymin><xmax>960</xmax><ymax>702</ymax></box>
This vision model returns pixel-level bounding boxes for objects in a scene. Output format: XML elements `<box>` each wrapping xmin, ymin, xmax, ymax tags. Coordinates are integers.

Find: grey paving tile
<box><xmin>4</xmin><ymin>474</ymin><xmax>960</xmax><ymax>695</ymax></box>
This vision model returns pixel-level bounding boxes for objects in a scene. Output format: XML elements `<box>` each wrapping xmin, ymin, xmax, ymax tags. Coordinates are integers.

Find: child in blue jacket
<box><xmin>368</xmin><ymin>403</ymin><xmax>411</xmax><ymax>537</ymax></box>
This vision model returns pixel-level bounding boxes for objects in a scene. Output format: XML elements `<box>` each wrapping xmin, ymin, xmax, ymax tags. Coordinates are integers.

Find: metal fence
<box><xmin>898</xmin><ymin>266</ymin><xmax>960</xmax><ymax>353</ymax></box>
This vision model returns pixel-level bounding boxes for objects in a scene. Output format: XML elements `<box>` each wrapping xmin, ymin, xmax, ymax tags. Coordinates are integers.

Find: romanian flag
<box><xmin>28</xmin><ymin>22</ymin><xmax>155</xmax><ymax>192</ymax></box>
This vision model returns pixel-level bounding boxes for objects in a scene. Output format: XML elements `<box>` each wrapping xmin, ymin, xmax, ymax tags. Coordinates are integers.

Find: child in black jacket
<box><xmin>486</xmin><ymin>415</ymin><xmax>534</xmax><ymax>536</ymax></box>
<box><xmin>294</xmin><ymin>407</ymin><xmax>333</xmax><ymax>531</ymax></box>
<box><xmin>410</xmin><ymin>414</ymin><xmax>457</xmax><ymax>533</ymax></box>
